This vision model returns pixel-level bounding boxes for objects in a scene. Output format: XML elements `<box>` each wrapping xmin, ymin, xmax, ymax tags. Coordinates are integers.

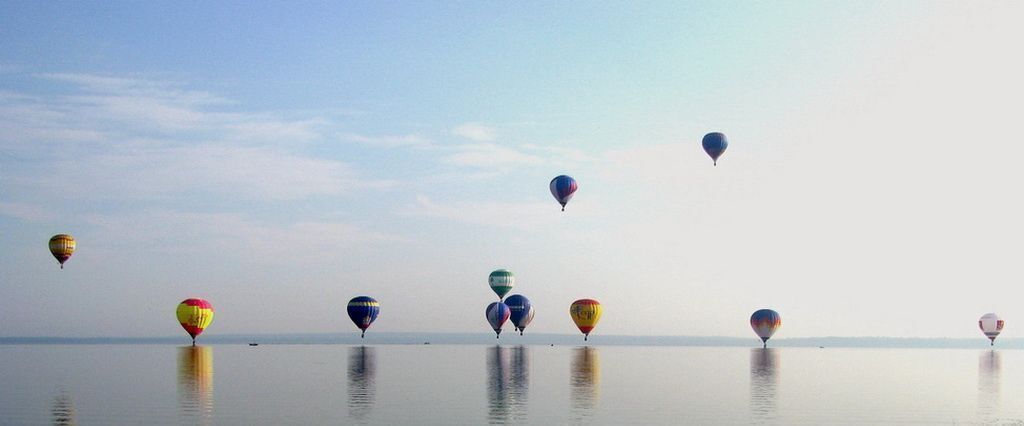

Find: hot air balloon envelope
<box><xmin>488</xmin><ymin>269</ymin><xmax>515</xmax><ymax>300</ymax></box>
<box><xmin>486</xmin><ymin>302</ymin><xmax>511</xmax><ymax>338</ymax></box>
<box><xmin>702</xmin><ymin>132</ymin><xmax>728</xmax><ymax>165</ymax></box>
<box><xmin>348</xmin><ymin>296</ymin><xmax>380</xmax><ymax>338</ymax></box>
<box><xmin>750</xmin><ymin>309</ymin><xmax>781</xmax><ymax>347</ymax></box>
<box><xmin>979</xmin><ymin>313</ymin><xmax>1004</xmax><ymax>345</ymax></box>
<box><xmin>49</xmin><ymin>234</ymin><xmax>76</xmax><ymax>269</ymax></box>
<box><xmin>505</xmin><ymin>294</ymin><xmax>535</xmax><ymax>335</ymax></box>
<box><xmin>177</xmin><ymin>298</ymin><xmax>214</xmax><ymax>344</ymax></box>
<box><xmin>550</xmin><ymin>175</ymin><xmax>578</xmax><ymax>211</ymax></box>
<box><xmin>570</xmin><ymin>299</ymin><xmax>602</xmax><ymax>341</ymax></box>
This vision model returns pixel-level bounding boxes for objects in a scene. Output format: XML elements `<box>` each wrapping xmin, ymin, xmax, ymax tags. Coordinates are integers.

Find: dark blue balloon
<box><xmin>702</xmin><ymin>132</ymin><xmax>728</xmax><ymax>166</ymax></box>
<box><xmin>347</xmin><ymin>296</ymin><xmax>380</xmax><ymax>338</ymax></box>
<box><xmin>504</xmin><ymin>294</ymin><xmax>535</xmax><ymax>335</ymax></box>
<box><xmin>549</xmin><ymin>175</ymin><xmax>578</xmax><ymax>211</ymax></box>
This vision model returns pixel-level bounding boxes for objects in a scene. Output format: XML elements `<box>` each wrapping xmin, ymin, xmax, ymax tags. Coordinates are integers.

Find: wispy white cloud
<box><xmin>0</xmin><ymin>202</ymin><xmax>56</xmax><ymax>222</ymax></box>
<box><xmin>40</xmin><ymin>73</ymin><xmax>227</xmax><ymax>105</ymax></box>
<box><xmin>1</xmin><ymin>73</ymin><xmax>385</xmax><ymax>201</ymax></box>
<box><xmin>441</xmin><ymin>142</ymin><xmax>544</xmax><ymax>168</ymax></box>
<box><xmin>408</xmin><ymin>194</ymin><xmax>555</xmax><ymax>230</ymax></box>
<box><xmin>338</xmin><ymin>132</ymin><xmax>433</xmax><ymax>148</ymax></box>
<box><xmin>452</xmin><ymin>122</ymin><xmax>497</xmax><ymax>142</ymax></box>
<box><xmin>85</xmin><ymin>210</ymin><xmax>403</xmax><ymax>262</ymax></box>
<box><xmin>36</xmin><ymin>144</ymin><xmax>365</xmax><ymax>200</ymax></box>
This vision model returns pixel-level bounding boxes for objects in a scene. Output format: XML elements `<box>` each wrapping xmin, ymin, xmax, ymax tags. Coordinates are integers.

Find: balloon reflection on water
<box><xmin>749</xmin><ymin>348</ymin><xmax>778</xmax><ymax>422</ymax></box>
<box><xmin>348</xmin><ymin>346</ymin><xmax>377</xmax><ymax>422</ymax></box>
<box><xmin>487</xmin><ymin>345</ymin><xmax>530</xmax><ymax>424</ymax></box>
<box><xmin>177</xmin><ymin>346</ymin><xmax>214</xmax><ymax>425</ymax></box>
<box><xmin>977</xmin><ymin>350</ymin><xmax>1001</xmax><ymax>420</ymax></box>
<box><xmin>51</xmin><ymin>389</ymin><xmax>76</xmax><ymax>426</ymax></box>
<box><xmin>571</xmin><ymin>346</ymin><xmax>600</xmax><ymax>420</ymax></box>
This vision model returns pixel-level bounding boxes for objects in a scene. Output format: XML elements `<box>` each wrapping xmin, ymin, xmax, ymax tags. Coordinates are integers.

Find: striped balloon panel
<box><xmin>347</xmin><ymin>296</ymin><xmax>381</xmax><ymax>330</ymax></box>
<box><xmin>48</xmin><ymin>234</ymin><xmax>76</xmax><ymax>263</ymax></box>
<box><xmin>505</xmin><ymin>294</ymin><xmax>534</xmax><ymax>330</ymax></box>
<box><xmin>488</xmin><ymin>269</ymin><xmax>515</xmax><ymax>299</ymax></box>
<box><xmin>486</xmin><ymin>302</ymin><xmax>511</xmax><ymax>332</ymax></box>
<box><xmin>750</xmin><ymin>309</ymin><xmax>781</xmax><ymax>340</ymax></box>
<box><xmin>177</xmin><ymin>299</ymin><xmax>215</xmax><ymax>338</ymax></box>
<box><xmin>702</xmin><ymin>132</ymin><xmax>729</xmax><ymax>162</ymax></box>
<box><xmin>570</xmin><ymin>299</ymin><xmax>602</xmax><ymax>335</ymax></box>
<box><xmin>549</xmin><ymin>175</ymin><xmax>578</xmax><ymax>205</ymax></box>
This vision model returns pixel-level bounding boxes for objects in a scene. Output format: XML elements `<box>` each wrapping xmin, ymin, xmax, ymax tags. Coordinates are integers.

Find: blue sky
<box><xmin>2</xmin><ymin>2</ymin><xmax>1023</xmax><ymax>339</ymax></box>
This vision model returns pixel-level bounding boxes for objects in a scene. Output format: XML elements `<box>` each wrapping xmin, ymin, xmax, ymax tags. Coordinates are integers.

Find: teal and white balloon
<box><xmin>488</xmin><ymin>269</ymin><xmax>515</xmax><ymax>300</ymax></box>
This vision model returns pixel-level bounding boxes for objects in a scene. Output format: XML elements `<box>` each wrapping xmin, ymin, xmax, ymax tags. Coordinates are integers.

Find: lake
<box><xmin>1</xmin><ymin>344</ymin><xmax>1021</xmax><ymax>424</ymax></box>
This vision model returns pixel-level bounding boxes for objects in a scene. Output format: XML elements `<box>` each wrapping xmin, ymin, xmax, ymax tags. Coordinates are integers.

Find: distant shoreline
<box><xmin>0</xmin><ymin>333</ymin><xmax>1017</xmax><ymax>349</ymax></box>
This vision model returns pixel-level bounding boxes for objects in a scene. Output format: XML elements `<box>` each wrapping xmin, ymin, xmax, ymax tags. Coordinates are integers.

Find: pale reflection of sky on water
<box><xmin>3</xmin><ymin>344</ymin><xmax>1024</xmax><ymax>424</ymax></box>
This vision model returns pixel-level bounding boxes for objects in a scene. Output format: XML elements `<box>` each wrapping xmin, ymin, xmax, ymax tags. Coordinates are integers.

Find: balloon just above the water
<box><xmin>570</xmin><ymin>299</ymin><xmax>602</xmax><ymax>341</ymax></box>
<box><xmin>504</xmin><ymin>294</ymin><xmax>535</xmax><ymax>336</ymax></box>
<box><xmin>488</xmin><ymin>269</ymin><xmax>515</xmax><ymax>300</ymax></box>
<box><xmin>750</xmin><ymin>309</ymin><xmax>781</xmax><ymax>348</ymax></box>
<box><xmin>702</xmin><ymin>132</ymin><xmax>728</xmax><ymax>166</ymax></box>
<box><xmin>48</xmin><ymin>234</ymin><xmax>76</xmax><ymax>269</ymax></box>
<box><xmin>549</xmin><ymin>175</ymin><xmax>578</xmax><ymax>211</ymax></box>
<box><xmin>486</xmin><ymin>302</ymin><xmax>511</xmax><ymax>338</ymax></box>
<box><xmin>348</xmin><ymin>296</ymin><xmax>380</xmax><ymax>338</ymax></box>
<box><xmin>979</xmin><ymin>313</ymin><xmax>1004</xmax><ymax>346</ymax></box>
<box><xmin>176</xmin><ymin>298</ymin><xmax>214</xmax><ymax>346</ymax></box>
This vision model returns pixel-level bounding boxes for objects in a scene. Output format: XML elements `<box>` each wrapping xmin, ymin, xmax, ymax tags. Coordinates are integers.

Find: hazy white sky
<box><xmin>2</xmin><ymin>2</ymin><xmax>1023</xmax><ymax>339</ymax></box>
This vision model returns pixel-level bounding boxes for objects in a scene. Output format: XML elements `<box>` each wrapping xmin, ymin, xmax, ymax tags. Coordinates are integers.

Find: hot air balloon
<box><xmin>549</xmin><ymin>175</ymin><xmax>578</xmax><ymax>211</ymax></box>
<box><xmin>702</xmin><ymin>132</ymin><xmax>728</xmax><ymax>166</ymax></box>
<box><xmin>750</xmin><ymin>309</ymin><xmax>781</xmax><ymax>348</ymax></box>
<box><xmin>486</xmin><ymin>302</ymin><xmax>511</xmax><ymax>338</ymax></box>
<box><xmin>570</xmin><ymin>299</ymin><xmax>602</xmax><ymax>341</ymax></box>
<box><xmin>489</xmin><ymin>269</ymin><xmax>515</xmax><ymax>300</ymax></box>
<box><xmin>348</xmin><ymin>296</ymin><xmax>380</xmax><ymax>338</ymax></box>
<box><xmin>505</xmin><ymin>294</ymin><xmax>535</xmax><ymax>335</ymax></box>
<box><xmin>48</xmin><ymin>234</ymin><xmax>76</xmax><ymax>269</ymax></box>
<box><xmin>176</xmin><ymin>298</ymin><xmax>214</xmax><ymax>346</ymax></box>
<box><xmin>979</xmin><ymin>313</ymin><xmax>1004</xmax><ymax>346</ymax></box>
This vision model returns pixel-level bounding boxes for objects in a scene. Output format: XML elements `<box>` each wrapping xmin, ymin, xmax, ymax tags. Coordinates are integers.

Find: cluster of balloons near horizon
<box><xmin>486</xmin><ymin>269</ymin><xmax>602</xmax><ymax>341</ymax></box>
<box><xmin>42</xmin><ymin>134</ymin><xmax>1010</xmax><ymax>347</ymax></box>
<box><xmin>485</xmin><ymin>269</ymin><xmax>537</xmax><ymax>338</ymax></box>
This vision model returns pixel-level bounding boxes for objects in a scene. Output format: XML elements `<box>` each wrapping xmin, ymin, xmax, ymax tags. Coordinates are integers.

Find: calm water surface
<box><xmin>1</xmin><ymin>344</ymin><xmax>1022</xmax><ymax>424</ymax></box>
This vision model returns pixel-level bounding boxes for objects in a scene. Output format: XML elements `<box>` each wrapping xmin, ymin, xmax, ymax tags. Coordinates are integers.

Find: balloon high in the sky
<box><xmin>504</xmin><ymin>294</ymin><xmax>535</xmax><ymax>336</ymax></box>
<box><xmin>979</xmin><ymin>313</ymin><xmax>1004</xmax><ymax>346</ymax></box>
<box><xmin>750</xmin><ymin>309</ymin><xmax>781</xmax><ymax>348</ymax></box>
<box><xmin>486</xmin><ymin>302</ymin><xmax>511</xmax><ymax>338</ymax></box>
<box><xmin>570</xmin><ymin>299</ymin><xmax>602</xmax><ymax>341</ymax></box>
<box><xmin>488</xmin><ymin>269</ymin><xmax>515</xmax><ymax>300</ymax></box>
<box><xmin>347</xmin><ymin>296</ymin><xmax>380</xmax><ymax>338</ymax></box>
<box><xmin>549</xmin><ymin>175</ymin><xmax>578</xmax><ymax>211</ymax></box>
<box><xmin>48</xmin><ymin>234</ymin><xmax>76</xmax><ymax>269</ymax></box>
<box><xmin>176</xmin><ymin>298</ymin><xmax>214</xmax><ymax>346</ymax></box>
<box><xmin>702</xmin><ymin>132</ymin><xmax>728</xmax><ymax>166</ymax></box>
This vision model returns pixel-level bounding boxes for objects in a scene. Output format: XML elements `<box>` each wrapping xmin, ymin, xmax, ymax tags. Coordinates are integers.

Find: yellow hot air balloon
<box><xmin>49</xmin><ymin>234</ymin><xmax>76</xmax><ymax>269</ymax></box>
<box><xmin>569</xmin><ymin>299</ymin><xmax>602</xmax><ymax>341</ymax></box>
<box><xmin>177</xmin><ymin>298</ymin><xmax>215</xmax><ymax>345</ymax></box>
